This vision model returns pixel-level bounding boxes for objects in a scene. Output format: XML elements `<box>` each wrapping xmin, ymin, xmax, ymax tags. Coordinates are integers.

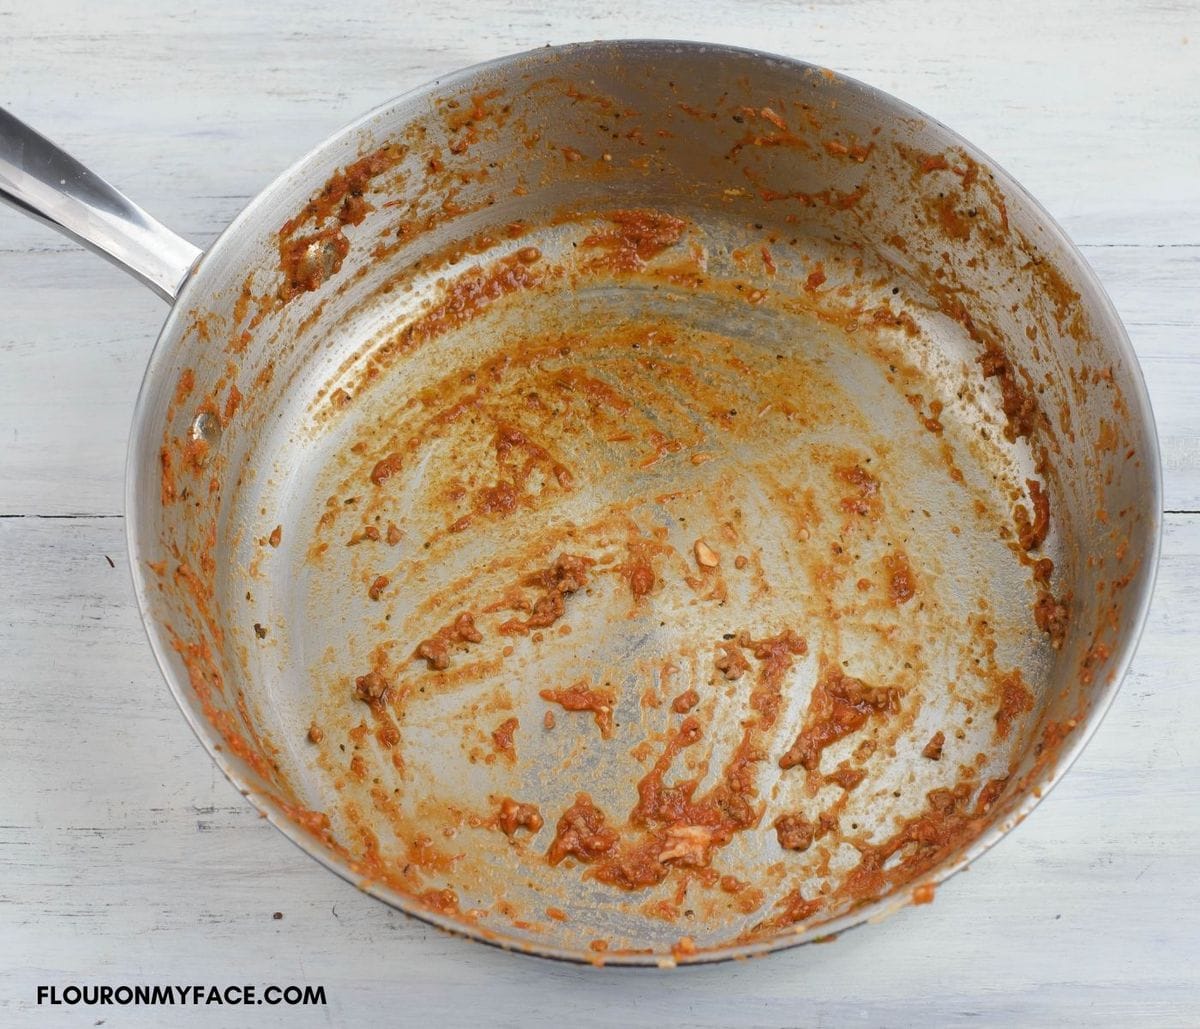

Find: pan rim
<box><xmin>124</xmin><ymin>37</ymin><xmax>1164</xmax><ymax>967</ymax></box>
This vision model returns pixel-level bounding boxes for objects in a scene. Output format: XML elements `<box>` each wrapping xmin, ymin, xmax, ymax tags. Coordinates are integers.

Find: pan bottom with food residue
<box><xmin>218</xmin><ymin>206</ymin><xmax>1059</xmax><ymax>959</ymax></box>
<box><xmin>3</xmin><ymin>38</ymin><xmax>1150</xmax><ymax>967</ymax></box>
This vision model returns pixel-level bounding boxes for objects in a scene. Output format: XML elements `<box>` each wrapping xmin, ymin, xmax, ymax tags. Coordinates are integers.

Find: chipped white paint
<box><xmin>0</xmin><ymin>0</ymin><xmax>1197</xmax><ymax>1025</ymax></box>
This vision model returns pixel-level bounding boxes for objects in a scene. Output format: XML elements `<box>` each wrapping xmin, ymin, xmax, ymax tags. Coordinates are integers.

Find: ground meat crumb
<box><xmin>492</xmin><ymin>717</ymin><xmax>519</xmax><ymax>758</ymax></box>
<box><xmin>1015</xmin><ymin>478</ymin><xmax>1050</xmax><ymax>551</ymax></box>
<box><xmin>922</xmin><ymin>730</ymin><xmax>945</xmax><ymax>761</ymax></box>
<box><xmin>415</xmin><ymin>637</ymin><xmax>450</xmax><ymax>670</ymax></box>
<box><xmin>774</xmin><ymin>813</ymin><xmax>815</xmax><ymax>852</ymax></box>
<box><xmin>307</xmin><ymin>723</ymin><xmax>324</xmax><ymax>744</ymax></box>
<box><xmin>497</xmin><ymin>797</ymin><xmax>543</xmax><ymax>835</ymax></box>
<box><xmin>370</xmin><ymin>452</ymin><xmax>403</xmax><ymax>485</ymax></box>
<box><xmin>500</xmin><ymin>553</ymin><xmax>593</xmax><ymax>635</ymax></box>
<box><xmin>693</xmin><ymin>539</ymin><xmax>720</xmax><ymax>567</ymax></box>
<box><xmin>1034</xmin><ymin>589</ymin><xmax>1070</xmax><ymax>649</ymax></box>
<box><xmin>415</xmin><ymin>611</ymin><xmax>483</xmax><ymax>669</ymax></box>
<box><xmin>671</xmin><ymin>689</ymin><xmax>700</xmax><ymax>713</ymax></box>
<box><xmin>454</xmin><ymin>611</ymin><xmax>484</xmax><ymax>643</ymax></box>
<box><xmin>354</xmin><ymin>670</ymin><xmax>390</xmax><ymax>702</ymax></box>
<box><xmin>715</xmin><ymin>640</ymin><xmax>750</xmax><ymax>680</ymax></box>
<box><xmin>547</xmin><ymin>794</ymin><xmax>619</xmax><ymax>865</ymax></box>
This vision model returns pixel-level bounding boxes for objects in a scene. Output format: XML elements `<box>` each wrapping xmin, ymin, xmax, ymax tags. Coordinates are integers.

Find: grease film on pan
<box><xmin>128</xmin><ymin>42</ymin><xmax>1157</xmax><ymax>965</ymax></box>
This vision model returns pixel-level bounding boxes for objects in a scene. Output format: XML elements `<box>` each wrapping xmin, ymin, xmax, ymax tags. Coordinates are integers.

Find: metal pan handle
<box><xmin>0</xmin><ymin>107</ymin><xmax>202</xmax><ymax>303</ymax></box>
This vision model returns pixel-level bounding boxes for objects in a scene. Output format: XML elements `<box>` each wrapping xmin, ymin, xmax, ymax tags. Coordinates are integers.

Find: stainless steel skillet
<box><xmin>0</xmin><ymin>40</ymin><xmax>1160</xmax><ymax>966</ymax></box>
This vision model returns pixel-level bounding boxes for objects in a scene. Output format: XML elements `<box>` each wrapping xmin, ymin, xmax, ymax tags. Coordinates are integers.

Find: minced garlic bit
<box><xmin>693</xmin><ymin>539</ymin><xmax>720</xmax><ymax>568</ymax></box>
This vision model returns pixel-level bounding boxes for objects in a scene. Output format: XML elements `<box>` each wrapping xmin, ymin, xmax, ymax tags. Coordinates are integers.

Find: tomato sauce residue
<box><xmin>1034</xmin><ymin>588</ymin><xmax>1070</xmax><ymax>650</ymax></box>
<box><xmin>539</xmin><ymin>681</ymin><xmax>616</xmax><ymax>739</ymax></box>
<box><xmin>780</xmin><ymin>660</ymin><xmax>900</xmax><ymax>775</ymax></box>
<box><xmin>994</xmin><ymin>670</ymin><xmax>1034</xmax><ymax>739</ymax></box>
<box><xmin>497</xmin><ymin>796</ymin><xmax>543</xmax><ymax>835</ymax></box>
<box><xmin>838</xmin><ymin>776</ymin><xmax>1005</xmax><ymax>902</ymax></box>
<box><xmin>223</xmin><ymin>383</ymin><xmax>243</xmax><ymax>421</ymax></box>
<box><xmin>284</xmin><ymin>143</ymin><xmax>406</xmax><ymax>236</ymax></box>
<box><xmin>979</xmin><ymin>342</ymin><xmax>1038</xmax><ymax>441</ymax></box>
<box><xmin>273</xmin><ymin>142</ymin><xmax>408</xmax><ymax>304</ymax></box>
<box><xmin>625</xmin><ymin>560</ymin><xmax>656</xmax><ymax>598</ymax></box>
<box><xmin>450</xmin><ymin>423</ymin><xmax>573</xmax><ymax>533</ymax></box>
<box><xmin>883</xmin><ymin>549</ymin><xmax>916</xmax><ymax>604</ymax></box>
<box><xmin>580</xmin><ymin>209</ymin><xmax>686</xmax><ymax>271</ymax></box>
<box><xmin>576</xmin><ymin>630</ymin><xmax>806</xmax><ymax>892</ymax></box>
<box><xmin>415</xmin><ymin>612</ymin><xmax>483</xmax><ymax>670</ymax></box>
<box><xmin>172</xmin><ymin>367</ymin><xmax>196</xmax><ymax>407</ymax></box>
<box><xmin>837</xmin><ymin>464</ymin><xmax>882</xmax><ymax>518</ymax></box>
<box><xmin>159</xmin><ymin>447</ymin><xmax>177</xmax><ymax>506</ymax></box>
<box><xmin>370</xmin><ymin>452</ymin><xmax>404</xmax><ymax>486</ymax></box>
<box><xmin>498</xmin><ymin>553</ymin><xmax>592</xmax><ymax>636</ymax></box>
<box><xmin>1015</xmin><ymin>478</ymin><xmax>1051</xmax><ymax>551</ymax></box>
<box><xmin>912</xmin><ymin>882</ymin><xmax>936</xmax><ymax>905</ymax></box>
<box><xmin>547</xmin><ymin>794</ymin><xmax>619</xmax><ymax>865</ymax></box>
<box><xmin>823</xmin><ymin>138</ymin><xmax>873</xmax><ymax>162</ymax></box>
<box><xmin>751</xmin><ymin>887</ymin><xmax>823</xmax><ymax>935</ymax></box>
<box><xmin>491</xmin><ymin>717</ymin><xmax>519</xmax><ymax>759</ymax></box>
<box><xmin>419</xmin><ymin>887</ymin><xmax>461</xmax><ymax>916</ymax></box>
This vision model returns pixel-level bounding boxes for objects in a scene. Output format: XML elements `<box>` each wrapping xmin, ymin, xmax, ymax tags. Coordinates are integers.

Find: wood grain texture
<box><xmin>0</xmin><ymin>0</ymin><xmax>1197</xmax><ymax>1025</ymax></box>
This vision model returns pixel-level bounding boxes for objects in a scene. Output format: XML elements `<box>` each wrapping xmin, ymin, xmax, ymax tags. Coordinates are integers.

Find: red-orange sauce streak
<box><xmin>585</xmin><ymin>630</ymin><xmax>807</xmax><ymax>891</ymax></box>
<box><xmin>580</xmin><ymin>209</ymin><xmax>687</xmax><ymax>272</ymax></box>
<box><xmin>839</xmin><ymin>777</ymin><xmax>1007</xmax><ymax>903</ymax></box>
<box><xmin>1015</xmin><ymin>478</ymin><xmax>1051</xmax><ymax>551</ymax></box>
<box><xmin>779</xmin><ymin>660</ymin><xmax>900</xmax><ymax>776</ymax></box>
<box><xmin>994</xmin><ymin>669</ymin><xmax>1034</xmax><ymax>739</ymax></box>
<box><xmin>539</xmin><ymin>681</ymin><xmax>616</xmax><ymax>739</ymax></box>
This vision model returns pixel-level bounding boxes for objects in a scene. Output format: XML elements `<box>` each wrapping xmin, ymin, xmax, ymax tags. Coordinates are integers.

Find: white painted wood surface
<box><xmin>1</xmin><ymin>1</ymin><xmax>1197</xmax><ymax>1025</ymax></box>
